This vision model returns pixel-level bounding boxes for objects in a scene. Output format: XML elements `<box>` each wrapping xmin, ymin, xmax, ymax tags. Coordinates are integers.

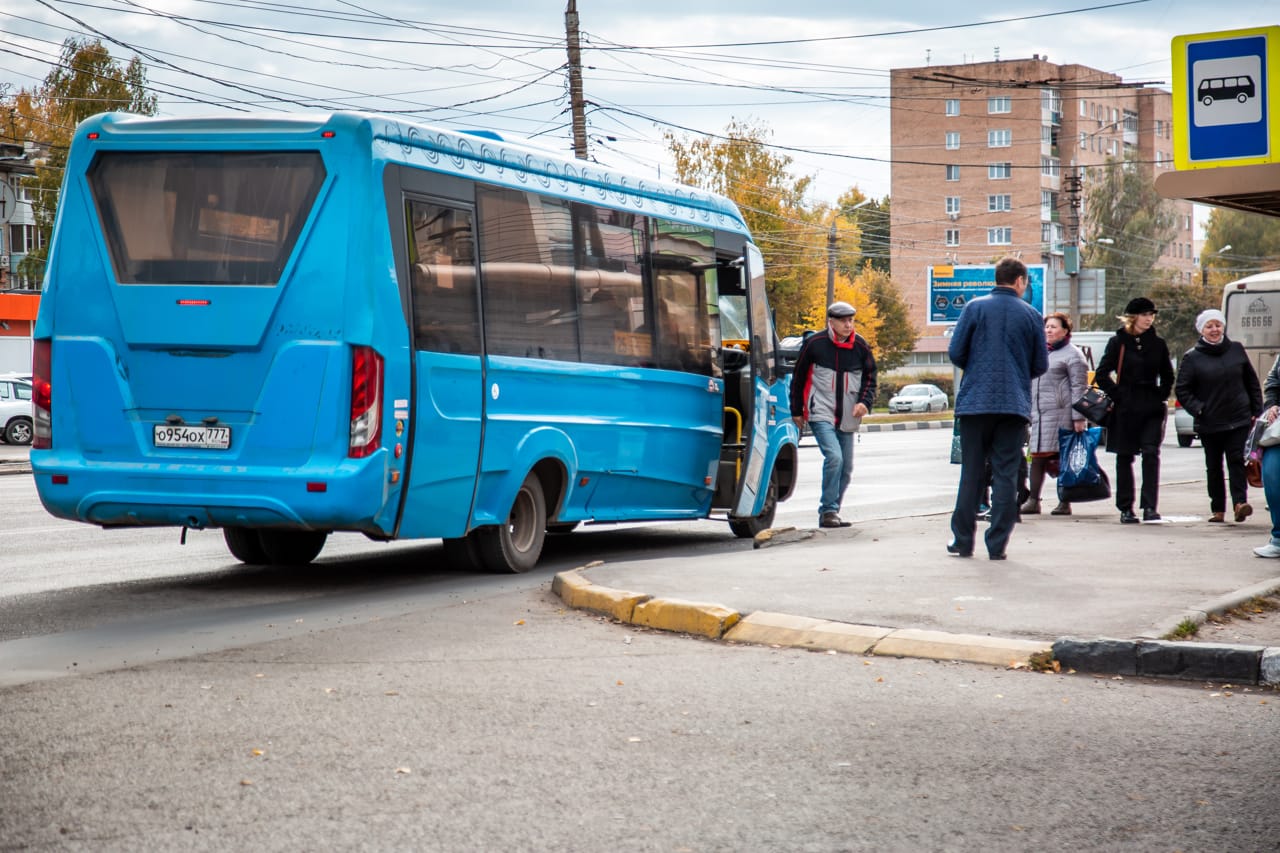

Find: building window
<box><xmin>1080</xmin><ymin>100</ymin><xmax>1088</xmax><ymax>117</ymax></box>
<box><xmin>945</xmin><ymin>229</ymin><xmax>959</xmax><ymax>247</ymax></box>
<box><xmin>945</xmin><ymin>196</ymin><xmax>961</xmax><ymax>215</ymax></box>
<box><xmin>987</xmin><ymin>129</ymin><xmax>1011</xmax><ymax>148</ymax></box>
<box><xmin>945</xmin><ymin>165</ymin><xmax>960</xmax><ymax>181</ymax></box>
<box><xmin>14</xmin><ymin>181</ymin><xmax>33</xmax><ymax>203</ymax></box>
<box><xmin>987</xmin><ymin>194</ymin><xmax>1012</xmax><ymax>212</ymax></box>
<box><xmin>9</xmin><ymin>223</ymin><xmax>41</xmax><ymax>254</ymax></box>
<box><xmin>945</xmin><ymin>99</ymin><xmax>959</xmax><ymax>116</ymax></box>
<box><xmin>988</xmin><ymin>227</ymin><xmax>1012</xmax><ymax>245</ymax></box>
<box><xmin>988</xmin><ymin>97</ymin><xmax>1011</xmax><ymax>114</ymax></box>
<box><xmin>1079</xmin><ymin>131</ymin><xmax>1088</xmax><ymax>150</ymax></box>
<box><xmin>988</xmin><ymin>162</ymin><xmax>1011</xmax><ymax>180</ymax></box>
<box><xmin>945</xmin><ymin>131</ymin><xmax>960</xmax><ymax>149</ymax></box>
<box><xmin>1041</xmin><ymin>157</ymin><xmax>1059</xmax><ymax>177</ymax></box>
<box><xmin>1155</xmin><ymin>119</ymin><xmax>1163</xmax><ymax>137</ymax></box>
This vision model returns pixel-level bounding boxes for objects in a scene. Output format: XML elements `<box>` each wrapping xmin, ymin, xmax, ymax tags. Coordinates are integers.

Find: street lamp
<box><xmin>826</xmin><ymin>198</ymin><xmax>873</xmax><ymax>306</ymax></box>
<box><xmin>1198</xmin><ymin>244</ymin><xmax>1228</xmax><ymax>286</ymax></box>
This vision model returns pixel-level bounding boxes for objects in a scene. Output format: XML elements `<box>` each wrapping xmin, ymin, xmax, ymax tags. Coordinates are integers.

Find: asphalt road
<box><xmin>2</xmin><ymin>432</ymin><xmax>1278</xmax><ymax>849</ymax></box>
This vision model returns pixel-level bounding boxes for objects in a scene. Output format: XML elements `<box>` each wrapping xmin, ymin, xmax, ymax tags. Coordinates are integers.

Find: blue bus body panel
<box><xmin>33</xmin><ymin>113</ymin><xmax>406</xmax><ymax>534</ymax></box>
<box><xmin>395</xmin><ymin>351</ymin><xmax>483</xmax><ymax>540</ymax></box>
<box><xmin>470</xmin><ymin>359</ymin><xmax>720</xmax><ymax>526</ymax></box>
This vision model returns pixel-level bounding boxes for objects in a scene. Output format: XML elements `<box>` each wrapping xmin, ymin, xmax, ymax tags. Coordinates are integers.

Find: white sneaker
<box><xmin>1253</xmin><ymin>543</ymin><xmax>1280</xmax><ymax>558</ymax></box>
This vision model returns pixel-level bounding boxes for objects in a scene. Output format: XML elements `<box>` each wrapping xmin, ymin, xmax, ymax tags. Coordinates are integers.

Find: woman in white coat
<box><xmin>1022</xmin><ymin>312</ymin><xmax>1089</xmax><ymax>515</ymax></box>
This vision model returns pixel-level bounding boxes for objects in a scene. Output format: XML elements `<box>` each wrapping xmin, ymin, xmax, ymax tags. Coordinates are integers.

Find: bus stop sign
<box><xmin>1172</xmin><ymin>26</ymin><xmax>1280</xmax><ymax>169</ymax></box>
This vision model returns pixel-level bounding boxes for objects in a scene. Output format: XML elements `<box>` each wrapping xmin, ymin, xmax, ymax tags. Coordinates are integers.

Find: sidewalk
<box><xmin>556</xmin><ymin>478</ymin><xmax>1280</xmax><ymax>685</ymax></box>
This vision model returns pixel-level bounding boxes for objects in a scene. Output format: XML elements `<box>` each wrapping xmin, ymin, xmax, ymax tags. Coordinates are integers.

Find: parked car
<box><xmin>1172</xmin><ymin>399</ymin><xmax>1196</xmax><ymax>447</ymax></box>
<box><xmin>888</xmin><ymin>383</ymin><xmax>949</xmax><ymax>414</ymax></box>
<box><xmin>777</xmin><ymin>331</ymin><xmax>817</xmax><ymax>373</ymax></box>
<box><xmin>0</xmin><ymin>376</ymin><xmax>33</xmax><ymax>445</ymax></box>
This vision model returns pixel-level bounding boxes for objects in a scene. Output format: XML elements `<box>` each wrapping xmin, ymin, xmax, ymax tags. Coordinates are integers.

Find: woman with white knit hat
<box><xmin>1175</xmin><ymin>308</ymin><xmax>1262</xmax><ymax>523</ymax></box>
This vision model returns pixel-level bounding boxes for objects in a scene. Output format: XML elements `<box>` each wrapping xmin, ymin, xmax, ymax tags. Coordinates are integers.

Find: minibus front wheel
<box><xmin>729</xmin><ymin>470</ymin><xmax>778</xmax><ymax>539</ymax></box>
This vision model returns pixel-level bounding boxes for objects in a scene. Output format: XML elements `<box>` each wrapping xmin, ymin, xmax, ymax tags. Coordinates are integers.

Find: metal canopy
<box><xmin>1155</xmin><ymin>163</ymin><xmax>1280</xmax><ymax>219</ymax></box>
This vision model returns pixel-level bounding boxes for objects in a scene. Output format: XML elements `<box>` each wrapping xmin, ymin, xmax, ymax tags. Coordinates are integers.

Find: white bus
<box><xmin>1221</xmin><ymin>269</ymin><xmax>1280</xmax><ymax>379</ymax></box>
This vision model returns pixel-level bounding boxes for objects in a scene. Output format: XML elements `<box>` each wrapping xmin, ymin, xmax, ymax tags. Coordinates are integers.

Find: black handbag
<box><xmin>1072</xmin><ymin>387</ymin><xmax>1113</xmax><ymax>425</ymax></box>
<box><xmin>1073</xmin><ymin>343</ymin><xmax>1124</xmax><ymax>426</ymax></box>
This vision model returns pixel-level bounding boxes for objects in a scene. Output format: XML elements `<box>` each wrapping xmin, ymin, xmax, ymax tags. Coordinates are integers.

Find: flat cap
<box><xmin>827</xmin><ymin>301</ymin><xmax>856</xmax><ymax>318</ymax></box>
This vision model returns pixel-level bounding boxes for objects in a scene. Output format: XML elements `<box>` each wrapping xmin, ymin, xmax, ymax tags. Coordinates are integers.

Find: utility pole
<box><xmin>564</xmin><ymin>1</ymin><xmax>588</xmax><ymax>160</ymax></box>
<box><xmin>826</xmin><ymin>221</ymin><xmax>837</xmax><ymax>308</ymax></box>
<box><xmin>1063</xmin><ymin>166</ymin><xmax>1083</xmax><ymax>320</ymax></box>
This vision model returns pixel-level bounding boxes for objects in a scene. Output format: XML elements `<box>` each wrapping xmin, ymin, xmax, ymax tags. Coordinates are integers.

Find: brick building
<box><xmin>889</xmin><ymin>55</ymin><xmax>1196</xmax><ymax>371</ymax></box>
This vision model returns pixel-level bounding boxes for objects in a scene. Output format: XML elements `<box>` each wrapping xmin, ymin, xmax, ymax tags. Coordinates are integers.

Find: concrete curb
<box><xmin>1056</xmin><ymin>577</ymin><xmax>1280</xmax><ymax>685</ymax></box>
<box><xmin>861</xmin><ymin>419</ymin><xmax>951</xmax><ymax>433</ymax></box>
<box><xmin>552</xmin><ymin>567</ymin><xmax>1053</xmax><ymax>669</ymax></box>
<box><xmin>554</xmin><ymin>565</ymin><xmax>1280</xmax><ymax>685</ymax></box>
<box><xmin>0</xmin><ymin>462</ymin><xmax>31</xmax><ymax>476</ymax></box>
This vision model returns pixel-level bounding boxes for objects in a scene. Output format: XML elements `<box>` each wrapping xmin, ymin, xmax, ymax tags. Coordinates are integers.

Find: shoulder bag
<box><xmin>1072</xmin><ymin>344</ymin><xmax>1124</xmax><ymax>425</ymax></box>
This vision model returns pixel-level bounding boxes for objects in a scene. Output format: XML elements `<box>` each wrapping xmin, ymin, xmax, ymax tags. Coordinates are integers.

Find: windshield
<box><xmin>89</xmin><ymin>151</ymin><xmax>326</xmax><ymax>285</ymax></box>
<box><xmin>900</xmin><ymin>385</ymin><xmax>929</xmax><ymax>396</ymax></box>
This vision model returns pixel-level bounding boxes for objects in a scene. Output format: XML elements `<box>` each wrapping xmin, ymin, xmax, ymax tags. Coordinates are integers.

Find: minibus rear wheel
<box><xmin>224</xmin><ymin>527</ymin><xmax>268</xmax><ymax>564</ymax></box>
<box><xmin>477</xmin><ymin>473</ymin><xmax>546</xmax><ymax>573</ymax></box>
<box><xmin>258</xmin><ymin>529</ymin><xmax>328</xmax><ymax>565</ymax></box>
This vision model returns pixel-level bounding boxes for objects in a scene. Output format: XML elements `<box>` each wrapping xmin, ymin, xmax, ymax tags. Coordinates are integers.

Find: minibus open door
<box><xmin>731</xmin><ymin>243</ymin><xmax>775</xmax><ymax>519</ymax></box>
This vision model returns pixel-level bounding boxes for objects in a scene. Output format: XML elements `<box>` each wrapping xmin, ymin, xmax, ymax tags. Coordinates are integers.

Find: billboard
<box><xmin>928</xmin><ymin>264</ymin><xmax>1046</xmax><ymax>325</ymax></box>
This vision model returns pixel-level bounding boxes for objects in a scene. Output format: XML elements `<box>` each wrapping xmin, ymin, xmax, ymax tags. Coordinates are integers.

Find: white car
<box><xmin>1172</xmin><ymin>400</ymin><xmax>1196</xmax><ymax>447</ymax></box>
<box><xmin>888</xmin><ymin>383</ymin><xmax>949</xmax><ymax>414</ymax></box>
<box><xmin>0</xmin><ymin>376</ymin><xmax>33</xmax><ymax>445</ymax></box>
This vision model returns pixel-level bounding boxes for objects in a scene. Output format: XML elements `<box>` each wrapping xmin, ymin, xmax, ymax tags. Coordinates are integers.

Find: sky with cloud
<box><xmin>2</xmin><ymin>0</ymin><xmax>1276</xmax><ymax>207</ymax></box>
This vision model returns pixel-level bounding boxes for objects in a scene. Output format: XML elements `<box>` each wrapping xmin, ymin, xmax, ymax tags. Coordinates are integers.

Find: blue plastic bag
<box><xmin>1057</xmin><ymin>426</ymin><xmax>1111</xmax><ymax>503</ymax></box>
<box><xmin>1058</xmin><ymin>427</ymin><xmax>1103</xmax><ymax>488</ymax></box>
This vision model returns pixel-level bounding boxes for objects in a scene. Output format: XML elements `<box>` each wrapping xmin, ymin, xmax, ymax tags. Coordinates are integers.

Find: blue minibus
<box><xmin>31</xmin><ymin>112</ymin><xmax>799</xmax><ymax>572</ymax></box>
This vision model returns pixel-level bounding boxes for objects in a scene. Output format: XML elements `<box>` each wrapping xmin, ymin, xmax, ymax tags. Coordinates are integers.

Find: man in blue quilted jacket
<box><xmin>947</xmin><ymin>257</ymin><xmax>1048</xmax><ymax>560</ymax></box>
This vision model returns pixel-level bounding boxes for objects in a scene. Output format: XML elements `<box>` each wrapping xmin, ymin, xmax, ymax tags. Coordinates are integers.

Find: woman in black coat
<box><xmin>1094</xmin><ymin>296</ymin><xmax>1175</xmax><ymax>524</ymax></box>
<box><xmin>1175</xmin><ymin>308</ymin><xmax>1262</xmax><ymax>523</ymax></box>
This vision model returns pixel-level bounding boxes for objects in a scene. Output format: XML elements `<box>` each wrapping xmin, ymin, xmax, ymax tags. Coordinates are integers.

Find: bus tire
<box><xmin>729</xmin><ymin>470</ymin><xmax>778</xmax><ymax>539</ymax></box>
<box><xmin>258</xmin><ymin>529</ymin><xmax>327</xmax><ymax>565</ymax></box>
<box><xmin>224</xmin><ymin>527</ymin><xmax>268</xmax><ymax>564</ymax></box>
<box><xmin>442</xmin><ymin>533</ymin><xmax>485</xmax><ymax>572</ymax></box>
<box><xmin>476</xmin><ymin>473</ymin><xmax>546</xmax><ymax>573</ymax></box>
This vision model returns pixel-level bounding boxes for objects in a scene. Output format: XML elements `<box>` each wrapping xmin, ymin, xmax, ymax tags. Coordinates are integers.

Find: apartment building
<box><xmin>889</xmin><ymin>55</ymin><xmax>1195</xmax><ymax>371</ymax></box>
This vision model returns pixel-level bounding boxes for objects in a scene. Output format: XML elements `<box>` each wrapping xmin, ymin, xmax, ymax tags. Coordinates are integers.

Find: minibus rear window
<box><xmin>88</xmin><ymin>151</ymin><xmax>325</xmax><ymax>285</ymax></box>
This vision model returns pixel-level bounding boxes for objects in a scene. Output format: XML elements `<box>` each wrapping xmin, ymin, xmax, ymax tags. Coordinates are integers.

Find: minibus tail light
<box><xmin>348</xmin><ymin>345</ymin><xmax>383</xmax><ymax>458</ymax></box>
<box><xmin>32</xmin><ymin>339</ymin><xmax>52</xmax><ymax>449</ymax></box>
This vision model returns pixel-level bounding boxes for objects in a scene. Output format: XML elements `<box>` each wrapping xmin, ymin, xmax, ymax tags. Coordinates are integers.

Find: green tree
<box><xmin>1202</xmin><ymin>207</ymin><xmax>1280</xmax><ymax>281</ymax></box>
<box><xmin>1080</xmin><ymin>151</ymin><xmax>1179</xmax><ymax>330</ymax></box>
<box><xmin>855</xmin><ymin>196</ymin><xmax>891</xmax><ymax>276</ymax></box>
<box><xmin>1147</xmin><ymin>276</ymin><xmax>1220</xmax><ymax>361</ymax></box>
<box><xmin>9</xmin><ymin>38</ymin><xmax>156</xmax><ymax>284</ymax></box>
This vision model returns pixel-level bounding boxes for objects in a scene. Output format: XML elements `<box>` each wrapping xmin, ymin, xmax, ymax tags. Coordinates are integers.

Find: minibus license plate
<box><xmin>154</xmin><ymin>425</ymin><xmax>231</xmax><ymax>450</ymax></box>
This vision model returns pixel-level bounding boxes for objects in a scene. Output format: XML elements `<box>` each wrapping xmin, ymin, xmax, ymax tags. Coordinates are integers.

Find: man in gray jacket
<box><xmin>790</xmin><ymin>301</ymin><xmax>878</xmax><ymax>528</ymax></box>
<box><xmin>947</xmin><ymin>257</ymin><xmax>1048</xmax><ymax>559</ymax></box>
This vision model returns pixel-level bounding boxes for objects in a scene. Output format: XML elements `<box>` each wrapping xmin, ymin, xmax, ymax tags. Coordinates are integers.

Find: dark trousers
<box><xmin>1200</xmin><ymin>425</ymin><xmax>1250</xmax><ymax>512</ymax></box>
<box><xmin>952</xmin><ymin>414</ymin><xmax>1027</xmax><ymax>556</ymax></box>
<box><xmin>1115</xmin><ymin>451</ymin><xmax>1160</xmax><ymax>512</ymax></box>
